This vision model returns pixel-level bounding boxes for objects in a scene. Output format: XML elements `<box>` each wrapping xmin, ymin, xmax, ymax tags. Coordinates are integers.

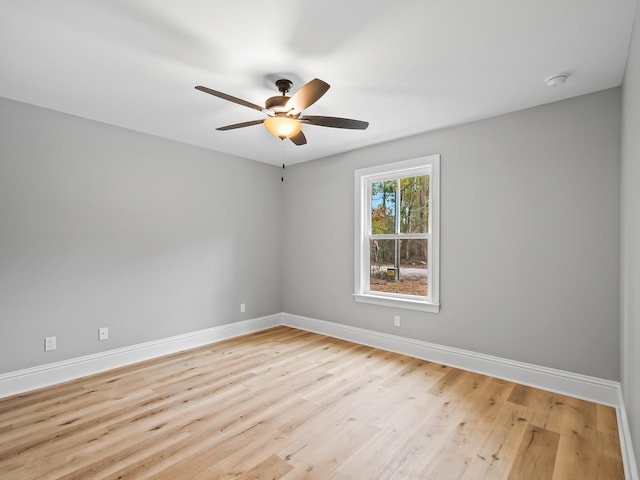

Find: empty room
<box><xmin>1</xmin><ymin>1</ymin><xmax>640</xmax><ymax>479</ymax></box>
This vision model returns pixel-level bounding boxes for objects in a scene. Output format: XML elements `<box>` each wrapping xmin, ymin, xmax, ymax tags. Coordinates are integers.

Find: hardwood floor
<box><xmin>0</xmin><ymin>326</ymin><xmax>624</xmax><ymax>479</ymax></box>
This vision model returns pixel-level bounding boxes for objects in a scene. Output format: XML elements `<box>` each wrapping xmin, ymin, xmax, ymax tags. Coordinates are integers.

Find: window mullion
<box><xmin>370</xmin><ymin>234</ymin><xmax>429</xmax><ymax>240</ymax></box>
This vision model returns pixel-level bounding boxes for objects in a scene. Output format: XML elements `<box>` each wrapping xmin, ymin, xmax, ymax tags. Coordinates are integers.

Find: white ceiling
<box><xmin>0</xmin><ymin>1</ymin><xmax>636</xmax><ymax>165</ymax></box>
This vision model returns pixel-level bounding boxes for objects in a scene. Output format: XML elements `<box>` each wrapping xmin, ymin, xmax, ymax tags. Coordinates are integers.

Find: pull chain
<box><xmin>280</xmin><ymin>138</ymin><xmax>285</xmax><ymax>182</ymax></box>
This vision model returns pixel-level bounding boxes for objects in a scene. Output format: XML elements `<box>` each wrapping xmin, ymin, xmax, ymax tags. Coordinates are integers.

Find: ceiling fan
<box><xmin>195</xmin><ymin>78</ymin><xmax>369</xmax><ymax>146</ymax></box>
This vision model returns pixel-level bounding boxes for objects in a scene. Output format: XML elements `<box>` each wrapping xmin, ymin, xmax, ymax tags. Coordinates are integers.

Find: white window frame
<box><xmin>354</xmin><ymin>155</ymin><xmax>440</xmax><ymax>313</ymax></box>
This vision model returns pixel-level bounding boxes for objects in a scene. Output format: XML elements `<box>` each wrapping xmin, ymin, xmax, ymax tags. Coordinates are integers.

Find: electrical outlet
<box><xmin>240</xmin><ymin>303</ymin><xmax>246</xmax><ymax>313</ymax></box>
<box><xmin>45</xmin><ymin>336</ymin><xmax>56</xmax><ymax>351</ymax></box>
<box><xmin>98</xmin><ymin>327</ymin><xmax>109</xmax><ymax>341</ymax></box>
<box><xmin>393</xmin><ymin>315</ymin><xmax>401</xmax><ymax>327</ymax></box>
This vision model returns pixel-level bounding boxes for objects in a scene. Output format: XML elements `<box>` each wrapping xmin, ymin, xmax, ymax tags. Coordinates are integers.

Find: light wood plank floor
<box><xmin>0</xmin><ymin>326</ymin><xmax>624</xmax><ymax>479</ymax></box>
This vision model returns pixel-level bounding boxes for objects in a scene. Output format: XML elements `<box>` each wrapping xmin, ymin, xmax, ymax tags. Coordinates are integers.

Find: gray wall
<box><xmin>282</xmin><ymin>88</ymin><xmax>621</xmax><ymax>381</ymax></box>
<box><xmin>622</xmin><ymin>0</ymin><xmax>640</xmax><ymax>469</ymax></box>
<box><xmin>0</xmin><ymin>82</ymin><xmax>625</xmax><ymax>398</ymax></box>
<box><xmin>0</xmin><ymin>97</ymin><xmax>283</xmax><ymax>373</ymax></box>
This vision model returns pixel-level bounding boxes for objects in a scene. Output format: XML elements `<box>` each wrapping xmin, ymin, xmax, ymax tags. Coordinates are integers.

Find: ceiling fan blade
<box><xmin>289</xmin><ymin>130</ymin><xmax>307</xmax><ymax>146</ymax></box>
<box><xmin>216</xmin><ymin>119</ymin><xmax>265</xmax><ymax>131</ymax></box>
<box><xmin>195</xmin><ymin>86</ymin><xmax>268</xmax><ymax>114</ymax></box>
<box><xmin>299</xmin><ymin>115</ymin><xmax>369</xmax><ymax>130</ymax></box>
<box><xmin>286</xmin><ymin>78</ymin><xmax>330</xmax><ymax>114</ymax></box>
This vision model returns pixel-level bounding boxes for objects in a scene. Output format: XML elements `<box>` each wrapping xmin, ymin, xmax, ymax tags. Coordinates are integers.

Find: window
<box><xmin>354</xmin><ymin>155</ymin><xmax>440</xmax><ymax>312</ymax></box>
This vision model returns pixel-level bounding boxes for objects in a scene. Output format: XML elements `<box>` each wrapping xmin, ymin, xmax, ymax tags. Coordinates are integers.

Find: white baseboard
<box><xmin>3</xmin><ymin>312</ymin><xmax>619</xmax><ymax>405</ymax></box>
<box><xmin>281</xmin><ymin>312</ymin><xmax>638</xmax><ymax>479</ymax></box>
<box><xmin>1</xmin><ymin>311</ymin><xmax>636</xmax><ymax>479</ymax></box>
<box><xmin>0</xmin><ymin>314</ymin><xmax>280</xmax><ymax>399</ymax></box>
<box><xmin>281</xmin><ymin>313</ymin><xmax>619</xmax><ymax>405</ymax></box>
<box><xmin>618</xmin><ymin>386</ymin><xmax>640</xmax><ymax>480</ymax></box>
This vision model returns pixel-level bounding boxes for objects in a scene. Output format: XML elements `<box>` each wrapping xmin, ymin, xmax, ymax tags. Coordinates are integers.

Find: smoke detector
<box><xmin>545</xmin><ymin>74</ymin><xmax>568</xmax><ymax>87</ymax></box>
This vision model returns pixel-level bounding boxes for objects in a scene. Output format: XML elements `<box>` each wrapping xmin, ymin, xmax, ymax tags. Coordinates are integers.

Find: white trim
<box><xmin>0</xmin><ymin>314</ymin><xmax>280</xmax><ymax>399</ymax></box>
<box><xmin>353</xmin><ymin>293</ymin><xmax>440</xmax><ymax>312</ymax></box>
<box><xmin>4</xmin><ymin>312</ymin><xmax>620</xmax><ymax>406</ymax></box>
<box><xmin>281</xmin><ymin>312</ymin><xmax>639</xmax><ymax>478</ymax></box>
<box><xmin>280</xmin><ymin>313</ymin><xmax>619</xmax><ymax>405</ymax></box>
<box><xmin>618</xmin><ymin>385</ymin><xmax>640</xmax><ymax>480</ymax></box>
<box><xmin>429</xmin><ymin>156</ymin><xmax>440</xmax><ymax>307</ymax></box>
<box><xmin>1</xmin><ymin>312</ymin><xmax>636</xmax><ymax>478</ymax></box>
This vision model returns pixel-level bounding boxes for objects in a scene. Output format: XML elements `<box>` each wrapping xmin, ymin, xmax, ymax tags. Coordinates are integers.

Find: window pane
<box><xmin>370</xmin><ymin>180</ymin><xmax>396</xmax><ymax>234</ymax></box>
<box><xmin>400</xmin><ymin>175</ymin><xmax>429</xmax><ymax>234</ymax></box>
<box><xmin>369</xmin><ymin>239</ymin><xmax>428</xmax><ymax>297</ymax></box>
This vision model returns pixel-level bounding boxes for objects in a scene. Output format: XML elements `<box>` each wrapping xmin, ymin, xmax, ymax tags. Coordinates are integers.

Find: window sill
<box><xmin>353</xmin><ymin>293</ymin><xmax>440</xmax><ymax>313</ymax></box>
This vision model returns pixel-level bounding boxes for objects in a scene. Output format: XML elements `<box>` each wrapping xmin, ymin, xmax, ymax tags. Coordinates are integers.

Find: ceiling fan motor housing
<box><xmin>267</xmin><ymin>79</ymin><xmax>294</xmax><ymax>114</ymax></box>
<box><xmin>265</xmin><ymin>95</ymin><xmax>291</xmax><ymax>113</ymax></box>
<box><xmin>275</xmin><ymin>79</ymin><xmax>293</xmax><ymax>94</ymax></box>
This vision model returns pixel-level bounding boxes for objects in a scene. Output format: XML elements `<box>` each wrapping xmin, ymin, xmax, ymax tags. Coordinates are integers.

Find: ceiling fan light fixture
<box><xmin>264</xmin><ymin>116</ymin><xmax>302</xmax><ymax>139</ymax></box>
